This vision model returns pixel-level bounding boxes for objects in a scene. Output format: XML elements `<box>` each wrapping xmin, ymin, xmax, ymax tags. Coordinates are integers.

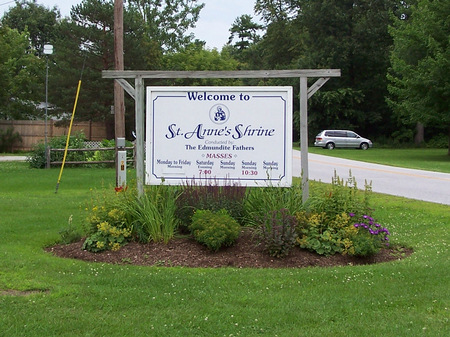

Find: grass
<box><xmin>0</xmin><ymin>162</ymin><xmax>449</xmax><ymax>336</ymax></box>
<box><xmin>306</xmin><ymin>147</ymin><xmax>450</xmax><ymax>173</ymax></box>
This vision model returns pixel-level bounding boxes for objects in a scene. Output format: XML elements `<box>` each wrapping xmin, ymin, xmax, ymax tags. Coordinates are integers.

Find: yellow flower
<box><xmin>97</xmin><ymin>221</ymin><xmax>111</xmax><ymax>233</ymax></box>
<box><xmin>96</xmin><ymin>241</ymin><xmax>105</xmax><ymax>249</ymax></box>
<box><xmin>110</xmin><ymin>242</ymin><xmax>121</xmax><ymax>251</ymax></box>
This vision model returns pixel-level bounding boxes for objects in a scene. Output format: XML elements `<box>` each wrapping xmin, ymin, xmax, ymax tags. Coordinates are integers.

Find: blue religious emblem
<box><xmin>214</xmin><ymin>106</ymin><xmax>227</xmax><ymax>122</ymax></box>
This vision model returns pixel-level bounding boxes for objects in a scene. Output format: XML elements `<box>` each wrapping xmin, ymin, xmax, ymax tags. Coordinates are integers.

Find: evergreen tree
<box><xmin>388</xmin><ymin>0</ymin><xmax>449</xmax><ymax>152</ymax></box>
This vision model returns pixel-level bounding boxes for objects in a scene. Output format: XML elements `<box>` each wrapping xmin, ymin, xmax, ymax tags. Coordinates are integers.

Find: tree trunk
<box><xmin>448</xmin><ymin>126</ymin><xmax>450</xmax><ymax>156</ymax></box>
<box><xmin>414</xmin><ymin>122</ymin><xmax>424</xmax><ymax>145</ymax></box>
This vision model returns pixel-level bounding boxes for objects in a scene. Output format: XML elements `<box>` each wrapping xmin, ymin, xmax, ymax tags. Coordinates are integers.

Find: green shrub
<box><xmin>244</xmin><ymin>181</ymin><xmax>304</xmax><ymax>227</ymax></box>
<box><xmin>189</xmin><ymin>209</ymin><xmax>241</xmax><ymax>252</ymax></box>
<box><xmin>175</xmin><ymin>179</ymin><xmax>247</xmax><ymax>231</ymax></box>
<box><xmin>350</xmin><ymin>213</ymin><xmax>390</xmax><ymax>256</ymax></box>
<box><xmin>0</xmin><ymin>127</ymin><xmax>22</xmax><ymax>153</ymax></box>
<box><xmin>295</xmin><ymin>212</ymin><xmax>349</xmax><ymax>256</ymax></box>
<box><xmin>88</xmin><ymin>139</ymin><xmax>135</xmax><ymax>168</ymax></box>
<box><xmin>123</xmin><ymin>185</ymin><xmax>180</xmax><ymax>243</ymax></box>
<box><xmin>82</xmin><ymin>221</ymin><xmax>132</xmax><ymax>252</ymax></box>
<box><xmin>82</xmin><ymin>191</ymin><xmax>133</xmax><ymax>252</ymax></box>
<box><xmin>27</xmin><ymin>132</ymin><xmax>89</xmax><ymax>168</ymax></box>
<box><xmin>258</xmin><ymin>208</ymin><xmax>298</xmax><ymax>258</ymax></box>
<box><xmin>307</xmin><ymin>171</ymin><xmax>372</xmax><ymax>218</ymax></box>
<box><xmin>295</xmin><ymin>211</ymin><xmax>390</xmax><ymax>257</ymax></box>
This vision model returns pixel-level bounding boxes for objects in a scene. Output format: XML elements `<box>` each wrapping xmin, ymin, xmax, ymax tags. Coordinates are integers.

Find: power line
<box><xmin>0</xmin><ymin>1</ymin><xmax>15</xmax><ymax>7</ymax></box>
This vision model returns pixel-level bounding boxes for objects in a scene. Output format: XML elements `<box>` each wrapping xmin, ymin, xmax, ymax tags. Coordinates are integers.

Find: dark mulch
<box><xmin>46</xmin><ymin>229</ymin><xmax>412</xmax><ymax>268</ymax></box>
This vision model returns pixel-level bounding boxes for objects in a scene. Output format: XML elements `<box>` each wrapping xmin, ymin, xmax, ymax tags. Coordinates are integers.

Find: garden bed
<box><xmin>47</xmin><ymin>228</ymin><xmax>412</xmax><ymax>268</ymax></box>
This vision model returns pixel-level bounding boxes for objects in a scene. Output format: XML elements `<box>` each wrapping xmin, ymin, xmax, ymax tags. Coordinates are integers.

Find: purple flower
<box><xmin>349</xmin><ymin>213</ymin><xmax>356</xmax><ymax>217</ymax></box>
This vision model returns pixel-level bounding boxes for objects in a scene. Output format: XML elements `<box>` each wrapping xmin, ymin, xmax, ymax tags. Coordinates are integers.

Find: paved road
<box><xmin>293</xmin><ymin>150</ymin><xmax>450</xmax><ymax>206</ymax></box>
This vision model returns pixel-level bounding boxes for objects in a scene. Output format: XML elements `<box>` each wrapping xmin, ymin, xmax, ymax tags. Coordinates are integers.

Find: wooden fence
<box><xmin>0</xmin><ymin>120</ymin><xmax>108</xmax><ymax>151</ymax></box>
<box><xmin>46</xmin><ymin>147</ymin><xmax>135</xmax><ymax>168</ymax></box>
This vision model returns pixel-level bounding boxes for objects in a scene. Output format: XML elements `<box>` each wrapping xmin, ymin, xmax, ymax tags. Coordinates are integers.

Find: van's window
<box><xmin>347</xmin><ymin>132</ymin><xmax>357</xmax><ymax>138</ymax></box>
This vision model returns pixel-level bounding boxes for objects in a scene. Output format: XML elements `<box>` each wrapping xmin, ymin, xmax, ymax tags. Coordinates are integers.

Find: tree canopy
<box><xmin>0</xmin><ymin>0</ymin><xmax>448</xmax><ymax>151</ymax></box>
<box><xmin>388</xmin><ymin>0</ymin><xmax>449</xmax><ymax>152</ymax></box>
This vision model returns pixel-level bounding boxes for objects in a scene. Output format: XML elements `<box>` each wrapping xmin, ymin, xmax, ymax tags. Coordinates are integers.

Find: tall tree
<box><xmin>127</xmin><ymin>0</ymin><xmax>203</xmax><ymax>53</ymax></box>
<box><xmin>388</xmin><ymin>0</ymin><xmax>449</xmax><ymax>153</ymax></box>
<box><xmin>255</xmin><ymin>0</ymin><xmax>406</xmax><ymax>140</ymax></box>
<box><xmin>49</xmin><ymin>0</ymin><xmax>204</xmax><ymax>137</ymax></box>
<box><xmin>228</xmin><ymin>14</ymin><xmax>263</xmax><ymax>51</ymax></box>
<box><xmin>162</xmin><ymin>42</ymin><xmax>241</xmax><ymax>85</ymax></box>
<box><xmin>0</xmin><ymin>26</ymin><xmax>44</xmax><ymax>119</ymax></box>
<box><xmin>1</xmin><ymin>0</ymin><xmax>60</xmax><ymax>55</ymax></box>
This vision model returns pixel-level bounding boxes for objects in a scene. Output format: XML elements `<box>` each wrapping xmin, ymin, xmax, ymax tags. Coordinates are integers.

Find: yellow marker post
<box><xmin>55</xmin><ymin>80</ymin><xmax>82</xmax><ymax>193</ymax></box>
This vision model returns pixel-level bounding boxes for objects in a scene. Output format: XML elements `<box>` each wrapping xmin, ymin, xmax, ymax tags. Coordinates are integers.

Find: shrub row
<box><xmin>27</xmin><ymin>132</ymin><xmax>133</xmax><ymax>168</ymax></box>
<box><xmin>76</xmin><ymin>172</ymin><xmax>389</xmax><ymax>258</ymax></box>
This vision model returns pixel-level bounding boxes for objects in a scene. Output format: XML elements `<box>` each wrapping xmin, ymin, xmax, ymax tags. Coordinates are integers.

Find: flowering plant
<box><xmin>350</xmin><ymin>213</ymin><xmax>390</xmax><ymax>245</ymax></box>
<box><xmin>347</xmin><ymin>213</ymin><xmax>390</xmax><ymax>256</ymax></box>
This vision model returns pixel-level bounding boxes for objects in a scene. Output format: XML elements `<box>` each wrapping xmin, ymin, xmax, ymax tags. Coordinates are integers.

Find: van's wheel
<box><xmin>326</xmin><ymin>142</ymin><xmax>335</xmax><ymax>150</ymax></box>
<box><xmin>360</xmin><ymin>143</ymin><xmax>369</xmax><ymax>150</ymax></box>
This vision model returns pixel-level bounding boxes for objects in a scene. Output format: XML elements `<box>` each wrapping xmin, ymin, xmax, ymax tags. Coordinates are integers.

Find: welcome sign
<box><xmin>145</xmin><ymin>86</ymin><xmax>293</xmax><ymax>187</ymax></box>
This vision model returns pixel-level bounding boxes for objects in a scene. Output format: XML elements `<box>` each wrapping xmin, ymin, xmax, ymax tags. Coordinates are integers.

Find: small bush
<box><xmin>350</xmin><ymin>213</ymin><xmax>390</xmax><ymax>256</ymax></box>
<box><xmin>245</xmin><ymin>181</ymin><xmax>303</xmax><ymax>227</ymax></box>
<box><xmin>189</xmin><ymin>209</ymin><xmax>241</xmax><ymax>252</ymax></box>
<box><xmin>0</xmin><ymin>127</ymin><xmax>22</xmax><ymax>153</ymax></box>
<box><xmin>259</xmin><ymin>208</ymin><xmax>298</xmax><ymax>258</ymax></box>
<box><xmin>27</xmin><ymin>132</ymin><xmax>89</xmax><ymax>168</ymax></box>
<box><xmin>296</xmin><ymin>212</ymin><xmax>349</xmax><ymax>256</ymax></box>
<box><xmin>124</xmin><ymin>185</ymin><xmax>180</xmax><ymax>243</ymax></box>
<box><xmin>295</xmin><ymin>211</ymin><xmax>390</xmax><ymax>257</ymax></box>
<box><xmin>307</xmin><ymin>171</ymin><xmax>372</xmax><ymax>218</ymax></box>
<box><xmin>175</xmin><ymin>179</ymin><xmax>247</xmax><ymax>231</ymax></box>
<box><xmin>82</xmin><ymin>188</ymin><xmax>133</xmax><ymax>252</ymax></box>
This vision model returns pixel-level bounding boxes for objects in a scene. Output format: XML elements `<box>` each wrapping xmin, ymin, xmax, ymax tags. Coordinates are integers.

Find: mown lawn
<box><xmin>0</xmin><ymin>162</ymin><xmax>448</xmax><ymax>336</ymax></box>
<box><xmin>306</xmin><ymin>147</ymin><xmax>450</xmax><ymax>173</ymax></box>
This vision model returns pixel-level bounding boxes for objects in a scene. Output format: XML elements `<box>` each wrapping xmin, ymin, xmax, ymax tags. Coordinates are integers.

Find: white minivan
<box><xmin>314</xmin><ymin>130</ymin><xmax>373</xmax><ymax>150</ymax></box>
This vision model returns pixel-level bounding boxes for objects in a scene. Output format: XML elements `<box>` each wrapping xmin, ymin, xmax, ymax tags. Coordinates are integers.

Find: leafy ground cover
<box><xmin>1</xmin><ymin>162</ymin><xmax>449</xmax><ymax>336</ymax></box>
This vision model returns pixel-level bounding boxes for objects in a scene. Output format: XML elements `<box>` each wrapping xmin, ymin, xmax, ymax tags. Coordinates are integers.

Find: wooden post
<box><xmin>300</xmin><ymin>76</ymin><xmax>309</xmax><ymax>203</ymax></box>
<box><xmin>135</xmin><ymin>76</ymin><xmax>145</xmax><ymax>196</ymax></box>
<box><xmin>114</xmin><ymin>0</ymin><xmax>125</xmax><ymax>186</ymax></box>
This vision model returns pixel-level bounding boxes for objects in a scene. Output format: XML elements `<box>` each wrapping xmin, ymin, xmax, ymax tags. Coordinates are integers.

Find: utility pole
<box><xmin>114</xmin><ymin>0</ymin><xmax>125</xmax><ymax>187</ymax></box>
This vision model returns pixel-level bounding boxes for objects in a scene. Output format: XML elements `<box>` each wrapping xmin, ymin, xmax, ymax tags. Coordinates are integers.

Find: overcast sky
<box><xmin>0</xmin><ymin>0</ymin><xmax>260</xmax><ymax>49</ymax></box>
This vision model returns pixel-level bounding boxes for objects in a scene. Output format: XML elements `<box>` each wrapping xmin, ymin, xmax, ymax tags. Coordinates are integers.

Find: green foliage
<box><xmin>189</xmin><ymin>209</ymin><xmax>241</xmax><ymax>252</ymax></box>
<box><xmin>244</xmin><ymin>181</ymin><xmax>304</xmax><ymax>226</ymax></box>
<box><xmin>88</xmin><ymin>138</ymin><xmax>134</xmax><ymax>168</ymax></box>
<box><xmin>296</xmin><ymin>211</ymin><xmax>354</xmax><ymax>256</ymax></box>
<box><xmin>0</xmin><ymin>25</ymin><xmax>44</xmax><ymax>120</ymax></box>
<box><xmin>27</xmin><ymin>132</ymin><xmax>88</xmax><ymax>168</ymax></box>
<box><xmin>258</xmin><ymin>208</ymin><xmax>298</xmax><ymax>258</ymax></box>
<box><xmin>58</xmin><ymin>215</ymin><xmax>82</xmax><ymax>244</ymax></box>
<box><xmin>0</xmin><ymin>127</ymin><xmax>22</xmax><ymax>153</ymax></box>
<box><xmin>228</xmin><ymin>14</ymin><xmax>263</xmax><ymax>54</ymax></box>
<box><xmin>123</xmin><ymin>185</ymin><xmax>180</xmax><ymax>244</ymax></box>
<box><xmin>351</xmin><ymin>213</ymin><xmax>390</xmax><ymax>256</ymax></box>
<box><xmin>175</xmin><ymin>179</ymin><xmax>247</xmax><ymax>231</ymax></box>
<box><xmin>388</xmin><ymin>0</ymin><xmax>450</xmax><ymax>140</ymax></box>
<box><xmin>307</xmin><ymin>171</ymin><xmax>372</xmax><ymax>218</ymax></box>
<box><xmin>1</xmin><ymin>0</ymin><xmax>60</xmax><ymax>54</ymax></box>
<box><xmin>82</xmin><ymin>191</ymin><xmax>133</xmax><ymax>252</ymax></box>
<box><xmin>296</xmin><ymin>211</ymin><xmax>390</xmax><ymax>257</ymax></box>
<box><xmin>162</xmin><ymin>43</ymin><xmax>241</xmax><ymax>86</ymax></box>
<box><xmin>82</xmin><ymin>221</ymin><xmax>132</xmax><ymax>253</ymax></box>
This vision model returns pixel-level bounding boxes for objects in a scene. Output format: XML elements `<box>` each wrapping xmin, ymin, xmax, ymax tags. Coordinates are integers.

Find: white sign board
<box><xmin>145</xmin><ymin>86</ymin><xmax>293</xmax><ymax>187</ymax></box>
